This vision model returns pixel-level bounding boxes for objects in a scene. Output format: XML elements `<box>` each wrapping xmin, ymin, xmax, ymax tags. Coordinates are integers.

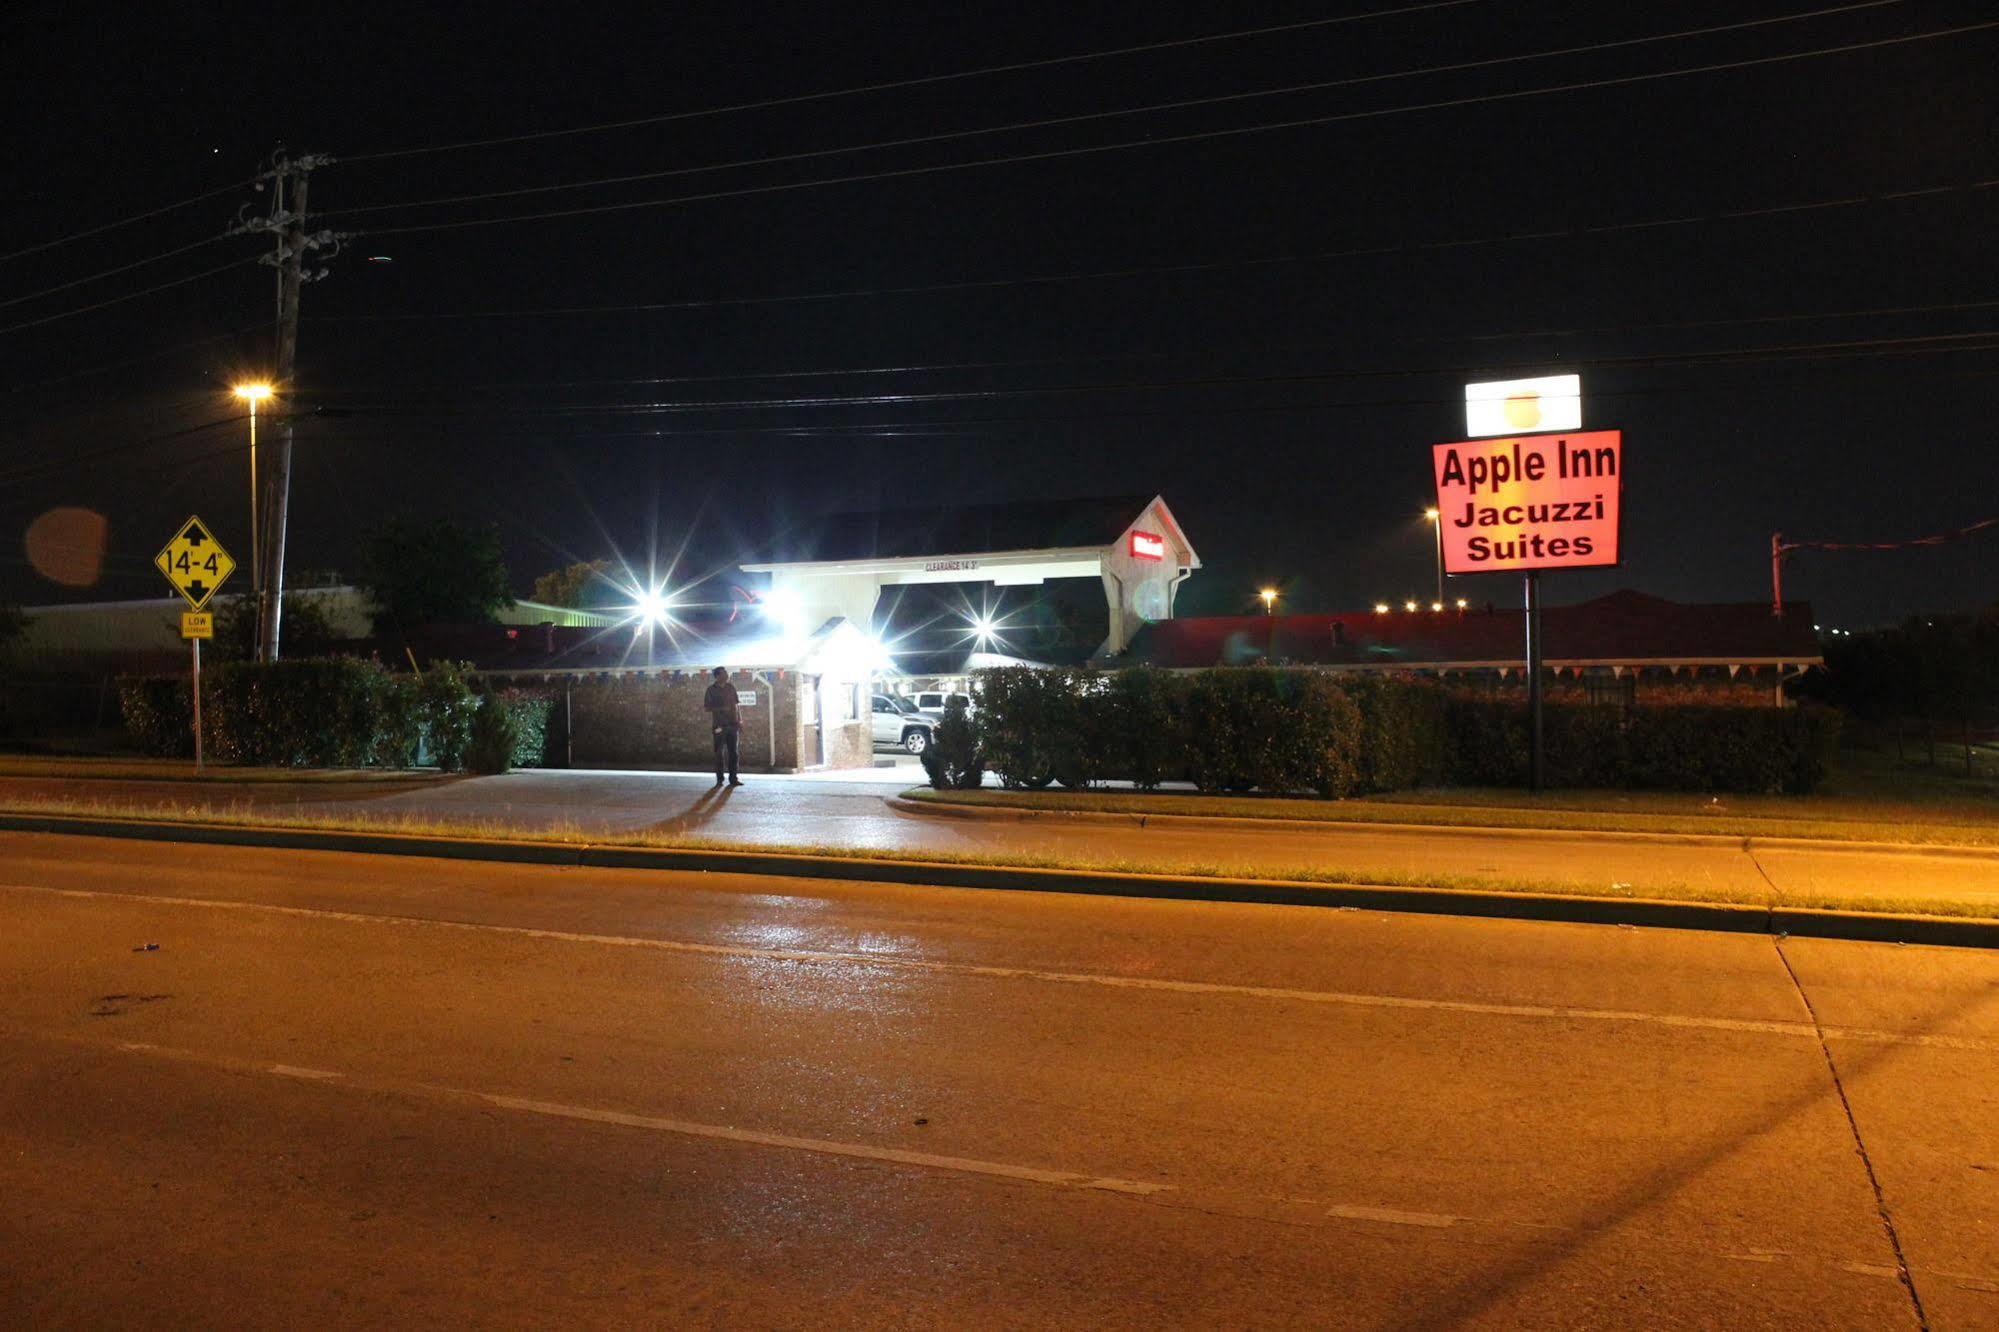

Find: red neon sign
<box><xmin>1130</xmin><ymin>530</ymin><xmax>1166</xmax><ymax>561</ymax></box>
<box><xmin>1432</xmin><ymin>430</ymin><xmax>1622</xmax><ymax>574</ymax></box>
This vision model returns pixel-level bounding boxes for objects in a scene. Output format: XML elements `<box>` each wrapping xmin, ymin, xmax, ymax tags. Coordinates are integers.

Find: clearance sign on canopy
<box><xmin>1431</xmin><ymin>430</ymin><xmax>1622</xmax><ymax>574</ymax></box>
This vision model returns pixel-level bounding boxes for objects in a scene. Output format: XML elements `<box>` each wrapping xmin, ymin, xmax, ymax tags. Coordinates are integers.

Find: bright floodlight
<box><xmin>1455</xmin><ymin>598</ymin><xmax>1469</xmax><ymax>609</ymax></box>
<box><xmin>1423</xmin><ymin>507</ymin><xmax>1440</xmax><ymax>521</ymax></box>
<box><xmin>233</xmin><ymin>383</ymin><xmax>273</xmax><ymax>403</ymax></box>
<box><xmin>1430</xmin><ymin>601</ymin><xmax>1444</xmax><ymax>612</ymax></box>
<box><xmin>1374</xmin><ymin>602</ymin><xmax>1390</xmax><ymax>614</ymax></box>
<box><xmin>632</xmin><ymin>587</ymin><xmax>672</xmax><ymax>625</ymax></box>
<box><xmin>971</xmin><ymin>615</ymin><xmax>998</xmax><ymax>640</ymax></box>
<box><xmin>1404</xmin><ymin>600</ymin><xmax>1419</xmax><ymax>612</ymax></box>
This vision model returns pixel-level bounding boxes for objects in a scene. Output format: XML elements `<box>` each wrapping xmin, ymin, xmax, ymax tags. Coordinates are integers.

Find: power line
<box><xmin>323</xmin><ymin>292</ymin><xmax>1999</xmax><ymax>397</ymax></box>
<box><xmin>0</xmin><ymin>176</ymin><xmax>257</xmax><ymax>267</ymax></box>
<box><xmin>9</xmin><ymin>352</ymin><xmax>1996</xmax><ymax>497</ymax></box>
<box><xmin>0</xmin><ymin>257</ymin><xmax>261</xmax><ymax>338</ymax></box>
<box><xmin>324</xmin><ymin>0</ymin><xmax>1908</xmax><ymax>222</ymax></box>
<box><xmin>355</xmin><ymin>20</ymin><xmax>1999</xmax><ymax>240</ymax></box>
<box><xmin>314</xmin><ymin>174</ymin><xmax>1999</xmax><ymax>324</ymax></box>
<box><xmin>339</xmin><ymin>0</ymin><xmax>1483</xmax><ymax>165</ymax></box>
<box><xmin>1</xmin><ymin>323</ymin><xmax>265</xmax><ymax>397</ymax></box>
<box><xmin>311</xmin><ymin>331</ymin><xmax>1999</xmax><ymax>420</ymax></box>
<box><xmin>0</xmin><ymin>233</ymin><xmax>231</xmax><ymax>312</ymax></box>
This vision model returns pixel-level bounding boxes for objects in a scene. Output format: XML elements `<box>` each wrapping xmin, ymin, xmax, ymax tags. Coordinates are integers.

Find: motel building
<box><xmin>10</xmin><ymin>494</ymin><xmax>1821</xmax><ymax>772</ymax></box>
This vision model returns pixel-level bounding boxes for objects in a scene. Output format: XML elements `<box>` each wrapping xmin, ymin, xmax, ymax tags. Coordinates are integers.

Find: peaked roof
<box><xmin>755</xmin><ymin>494</ymin><xmax>1166</xmax><ymax>564</ymax></box>
<box><xmin>1123</xmin><ymin>590</ymin><xmax>1822</xmax><ymax>670</ymax></box>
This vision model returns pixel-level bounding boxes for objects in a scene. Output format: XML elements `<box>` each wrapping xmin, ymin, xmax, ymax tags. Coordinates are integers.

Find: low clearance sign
<box><xmin>1431</xmin><ymin>430</ymin><xmax>1622</xmax><ymax>574</ymax></box>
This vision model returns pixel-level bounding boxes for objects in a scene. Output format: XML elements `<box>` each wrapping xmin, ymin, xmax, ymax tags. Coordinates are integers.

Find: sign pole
<box><xmin>1525</xmin><ymin>572</ymin><xmax>1545</xmax><ymax>792</ymax></box>
<box><xmin>191</xmin><ymin>634</ymin><xmax>203</xmax><ymax>774</ymax></box>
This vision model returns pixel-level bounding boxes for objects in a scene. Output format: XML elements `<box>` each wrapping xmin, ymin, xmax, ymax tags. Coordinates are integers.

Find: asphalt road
<box><xmin>2</xmin><ymin>831</ymin><xmax>1995</xmax><ymax>1327</ymax></box>
<box><xmin>6</xmin><ymin>768</ymin><xmax>1997</xmax><ymax>909</ymax></box>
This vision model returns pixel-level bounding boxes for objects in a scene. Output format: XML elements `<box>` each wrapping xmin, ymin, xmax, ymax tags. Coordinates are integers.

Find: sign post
<box><xmin>1432</xmin><ymin>417</ymin><xmax>1622</xmax><ymax>793</ymax></box>
<box><xmin>155</xmin><ymin>517</ymin><xmax>235</xmax><ymax>772</ymax></box>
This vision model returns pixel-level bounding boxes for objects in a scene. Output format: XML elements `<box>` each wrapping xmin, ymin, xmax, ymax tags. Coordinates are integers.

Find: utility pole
<box><xmin>236</xmin><ymin>151</ymin><xmax>337</xmax><ymax>661</ymax></box>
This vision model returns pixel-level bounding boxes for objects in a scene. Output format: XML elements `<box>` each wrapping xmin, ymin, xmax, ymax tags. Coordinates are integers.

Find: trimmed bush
<box><xmin>1441</xmin><ymin>699</ymin><xmax>1843</xmax><ymax>794</ymax></box>
<box><xmin>920</xmin><ymin>696</ymin><xmax>984</xmax><ymax>789</ymax></box>
<box><xmin>117</xmin><ymin>676</ymin><xmax>196</xmax><ymax>758</ymax></box>
<box><xmin>492</xmin><ymin>687</ymin><xmax>555</xmax><ymax>768</ymax></box>
<box><xmin>415</xmin><ymin>661</ymin><xmax>478</xmax><ymax>771</ymax></box>
<box><xmin>963</xmin><ymin>666</ymin><xmax>1842</xmax><ymax>797</ymax></box>
<box><xmin>466</xmin><ymin>691</ymin><xmax>521</xmax><ymax>774</ymax></box>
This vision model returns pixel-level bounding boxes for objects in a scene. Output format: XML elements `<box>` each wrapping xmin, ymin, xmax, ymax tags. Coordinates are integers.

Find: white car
<box><xmin>871</xmin><ymin>694</ymin><xmax>935</xmax><ymax>754</ymax></box>
<box><xmin>912</xmin><ymin>689</ymin><xmax>974</xmax><ymax>718</ymax></box>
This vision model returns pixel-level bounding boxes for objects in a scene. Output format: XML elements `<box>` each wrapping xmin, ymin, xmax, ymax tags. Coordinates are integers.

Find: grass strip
<box><xmin>0</xmin><ymin>757</ymin><xmax>449</xmax><ymax>785</ymax></box>
<box><xmin>897</xmin><ymin>786</ymin><xmax>1999</xmax><ymax>849</ymax></box>
<box><xmin>2</xmin><ymin>794</ymin><xmax>1993</xmax><ymax>923</ymax></box>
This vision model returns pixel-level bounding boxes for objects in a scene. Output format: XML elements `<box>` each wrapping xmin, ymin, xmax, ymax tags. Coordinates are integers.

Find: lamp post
<box><xmin>233</xmin><ymin>384</ymin><xmax>273</xmax><ymax>609</ymax></box>
<box><xmin>1423</xmin><ymin>508</ymin><xmax>1443</xmax><ymax>606</ymax></box>
<box><xmin>1258</xmin><ymin>587</ymin><xmax>1278</xmax><ymax>615</ymax></box>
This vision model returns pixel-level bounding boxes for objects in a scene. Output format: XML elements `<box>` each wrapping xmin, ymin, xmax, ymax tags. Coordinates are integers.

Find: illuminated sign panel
<box><xmin>1129</xmin><ymin>530</ymin><xmax>1167</xmax><ymax>561</ymax></box>
<box><xmin>1432</xmin><ymin>430</ymin><xmax>1622</xmax><ymax>574</ymax></box>
<box><xmin>1464</xmin><ymin>374</ymin><xmax>1581</xmax><ymax>438</ymax></box>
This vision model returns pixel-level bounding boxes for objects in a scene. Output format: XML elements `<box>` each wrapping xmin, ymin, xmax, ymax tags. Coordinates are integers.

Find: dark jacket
<box><xmin>703</xmin><ymin>678</ymin><xmax>740</xmax><ymax>732</ymax></box>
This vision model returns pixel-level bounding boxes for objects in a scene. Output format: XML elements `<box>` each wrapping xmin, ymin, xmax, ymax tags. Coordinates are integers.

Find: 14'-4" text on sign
<box><xmin>1431</xmin><ymin>431</ymin><xmax>1622</xmax><ymax>574</ymax></box>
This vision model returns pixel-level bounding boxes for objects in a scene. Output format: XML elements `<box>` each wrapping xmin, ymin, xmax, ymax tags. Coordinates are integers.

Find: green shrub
<box><xmin>1102</xmin><ymin>667</ymin><xmax>1188</xmax><ymax>791</ymax></box>
<box><xmin>492</xmin><ymin>687</ymin><xmax>555</xmax><ymax>768</ymax></box>
<box><xmin>117</xmin><ymin>676</ymin><xmax>196</xmax><ymax>757</ymax></box>
<box><xmin>1442</xmin><ymin>699</ymin><xmax>1843</xmax><ymax>794</ymax></box>
<box><xmin>466</xmin><ymin>691</ymin><xmax>520</xmax><ymax>775</ymax></box>
<box><xmin>1343</xmin><ymin>675</ymin><xmax>1446</xmax><ymax>792</ymax></box>
<box><xmin>976</xmin><ymin>666</ymin><xmax>1065</xmax><ymax>788</ymax></box>
<box><xmin>415</xmin><ymin>661</ymin><xmax>478</xmax><ymax>771</ymax></box>
<box><xmin>920</xmin><ymin>696</ymin><xmax>984</xmax><ymax>789</ymax></box>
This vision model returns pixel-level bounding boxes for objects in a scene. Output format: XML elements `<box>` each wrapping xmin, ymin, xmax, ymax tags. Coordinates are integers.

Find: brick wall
<box><xmin>569</xmin><ymin>671</ymin><xmax>786</xmax><ymax>771</ymax></box>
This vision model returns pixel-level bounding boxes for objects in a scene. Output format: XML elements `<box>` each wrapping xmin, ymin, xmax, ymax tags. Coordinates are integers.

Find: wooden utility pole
<box><xmin>256</xmin><ymin>166</ymin><xmax>307</xmax><ymax>663</ymax></box>
<box><xmin>243</xmin><ymin>152</ymin><xmax>335</xmax><ymax>662</ymax></box>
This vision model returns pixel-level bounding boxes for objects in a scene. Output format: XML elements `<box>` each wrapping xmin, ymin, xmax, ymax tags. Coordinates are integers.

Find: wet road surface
<box><xmin>1</xmin><ymin>831</ymin><xmax>1995</xmax><ymax>1327</ymax></box>
<box><xmin>4</xmin><ymin>768</ymin><xmax>1997</xmax><ymax>910</ymax></box>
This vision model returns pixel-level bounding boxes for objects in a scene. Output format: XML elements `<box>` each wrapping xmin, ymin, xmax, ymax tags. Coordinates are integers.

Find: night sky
<box><xmin>3</xmin><ymin>0</ymin><xmax>1995</xmax><ymax>631</ymax></box>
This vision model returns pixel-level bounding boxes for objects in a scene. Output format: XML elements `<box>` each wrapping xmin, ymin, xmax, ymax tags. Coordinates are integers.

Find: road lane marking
<box><xmin>1324</xmin><ymin>1203</ymin><xmax>1459</xmax><ymax>1228</ymax></box>
<box><xmin>478</xmin><ymin>1094</ymin><xmax>1169</xmax><ymax>1194</ymax></box>
<box><xmin>66</xmin><ymin>1031</ymin><xmax>1171</xmax><ymax>1198</ymax></box>
<box><xmin>6</xmin><ymin>882</ymin><xmax>1995</xmax><ymax>1054</ymax></box>
<box><xmin>17</xmin><ymin>1024</ymin><xmax>1999</xmax><ymax>1290</ymax></box>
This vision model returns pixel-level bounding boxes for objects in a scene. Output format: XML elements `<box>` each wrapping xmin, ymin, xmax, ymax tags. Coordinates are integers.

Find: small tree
<box><xmin>211</xmin><ymin>592</ymin><xmax>341</xmax><ymax>663</ymax></box>
<box><xmin>530</xmin><ymin>559</ymin><xmax>611</xmax><ymax>608</ymax></box>
<box><xmin>920</xmin><ymin>697</ymin><xmax>984</xmax><ymax>789</ymax></box>
<box><xmin>356</xmin><ymin>515</ymin><xmax>514</xmax><ymax>634</ymax></box>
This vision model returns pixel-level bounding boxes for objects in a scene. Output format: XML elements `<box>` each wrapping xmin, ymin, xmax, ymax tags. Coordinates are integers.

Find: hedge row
<box><xmin>954</xmin><ymin>666</ymin><xmax>1839</xmax><ymax>795</ymax></box>
<box><xmin>118</xmin><ymin>658</ymin><xmax>555</xmax><ymax>772</ymax></box>
<box><xmin>971</xmin><ymin>666</ymin><xmax>1445</xmax><ymax>798</ymax></box>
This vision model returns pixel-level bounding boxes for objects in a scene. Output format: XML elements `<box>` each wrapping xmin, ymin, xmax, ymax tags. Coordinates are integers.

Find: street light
<box><xmin>233</xmin><ymin>384</ymin><xmax>273</xmax><ymax>599</ymax></box>
<box><xmin>1258</xmin><ymin>587</ymin><xmax>1278</xmax><ymax>615</ymax></box>
<box><xmin>1423</xmin><ymin>507</ymin><xmax>1443</xmax><ymax>607</ymax></box>
<box><xmin>1404</xmin><ymin>599</ymin><xmax>1419</xmax><ymax>613</ymax></box>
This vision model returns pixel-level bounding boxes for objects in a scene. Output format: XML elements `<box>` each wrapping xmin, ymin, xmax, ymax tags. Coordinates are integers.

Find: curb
<box><xmin>885</xmin><ymin>796</ymin><xmax>1999</xmax><ymax>861</ymax></box>
<box><xmin>3</xmin><ymin>811</ymin><xmax>1996</xmax><ymax>951</ymax></box>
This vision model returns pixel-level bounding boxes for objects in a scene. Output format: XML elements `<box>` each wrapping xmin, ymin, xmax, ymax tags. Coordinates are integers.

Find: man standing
<box><xmin>703</xmin><ymin>666</ymin><xmax>742</xmax><ymax>786</ymax></box>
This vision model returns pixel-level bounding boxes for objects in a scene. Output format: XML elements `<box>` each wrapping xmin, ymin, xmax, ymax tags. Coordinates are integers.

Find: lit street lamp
<box><xmin>1423</xmin><ymin>507</ymin><xmax>1443</xmax><ymax>607</ymax></box>
<box><xmin>1258</xmin><ymin>587</ymin><xmax>1278</xmax><ymax>615</ymax></box>
<box><xmin>233</xmin><ymin>384</ymin><xmax>273</xmax><ymax>599</ymax></box>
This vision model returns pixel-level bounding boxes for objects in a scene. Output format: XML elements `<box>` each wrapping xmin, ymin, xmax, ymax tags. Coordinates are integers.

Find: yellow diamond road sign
<box><xmin>155</xmin><ymin>515</ymin><xmax>236</xmax><ymax>611</ymax></box>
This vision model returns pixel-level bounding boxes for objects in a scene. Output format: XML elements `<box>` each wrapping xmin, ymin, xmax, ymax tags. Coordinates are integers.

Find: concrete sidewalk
<box><xmin>2</xmin><ymin>768</ymin><xmax>1995</xmax><ymax>913</ymax></box>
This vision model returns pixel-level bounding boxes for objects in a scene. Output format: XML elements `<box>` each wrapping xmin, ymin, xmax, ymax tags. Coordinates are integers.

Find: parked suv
<box><xmin>912</xmin><ymin>689</ymin><xmax>974</xmax><ymax>718</ymax></box>
<box><xmin>871</xmin><ymin>693</ymin><xmax>935</xmax><ymax>754</ymax></box>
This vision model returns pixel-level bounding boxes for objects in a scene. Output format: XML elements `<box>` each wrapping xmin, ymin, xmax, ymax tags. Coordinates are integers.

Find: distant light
<box><xmin>232</xmin><ymin>383</ymin><xmax>273</xmax><ymax>403</ymax></box>
<box><xmin>971</xmin><ymin>615</ymin><xmax>998</xmax><ymax>641</ymax></box>
<box><xmin>1404</xmin><ymin>600</ymin><xmax>1419</xmax><ymax>612</ymax></box>
<box><xmin>1430</xmin><ymin>601</ymin><xmax>1444</xmax><ymax>612</ymax></box>
<box><xmin>1374</xmin><ymin>603</ymin><xmax>1391</xmax><ymax>614</ymax></box>
<box><xmin>1423</xmin><ymin>508</ymin><xmax>1440</xmax><ymax>521</ymax></box>
<box><xmin>366</xmin><ymin>255</ymin><xmax>394</xmax><ymax>263</ymax></box>
<box><xmin>1258</xmin><ymin>587</ymin><xmax>1278</xmax><ymax>605</ymax></box>
<box><xmin>1455</xmin><ymin>598</ymin><xmax>1469</xmax><ymax>610</ymax></box>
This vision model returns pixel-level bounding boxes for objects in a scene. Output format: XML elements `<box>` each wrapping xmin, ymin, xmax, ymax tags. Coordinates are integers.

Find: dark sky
<box><xmin>2</xmin><ymin>0</ymin><xmax>1995</xmax><ymax>630</ymax></box>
